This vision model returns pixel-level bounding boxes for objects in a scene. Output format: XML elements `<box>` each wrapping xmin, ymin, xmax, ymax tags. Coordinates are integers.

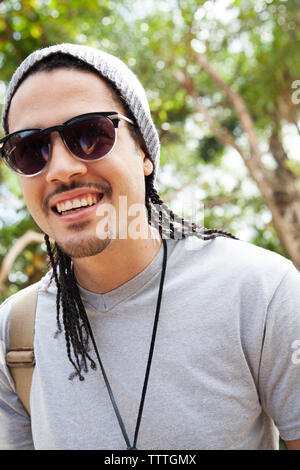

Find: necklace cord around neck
<box><xmin>132</xmin><ymin>237</ymin><xmax>168</xmax><ymax>449</ymax></box>
<box><xmin>83</xmin><ymin>238</ymin><xmax>168</xmax><ymax>450</ymax></box>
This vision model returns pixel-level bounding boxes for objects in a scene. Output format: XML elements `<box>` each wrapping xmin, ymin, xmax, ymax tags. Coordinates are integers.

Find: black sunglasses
<box><xmin>0</xmin><ymin>112</ymin><xmax>135</xmax><ymax>177</ymax></box>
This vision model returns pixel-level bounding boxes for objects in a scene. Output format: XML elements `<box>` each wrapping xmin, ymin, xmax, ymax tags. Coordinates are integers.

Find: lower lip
<box><xmin>52</xmin><ymin>197</ymin><xmax>104</xmax><ymax>223</ymax></box>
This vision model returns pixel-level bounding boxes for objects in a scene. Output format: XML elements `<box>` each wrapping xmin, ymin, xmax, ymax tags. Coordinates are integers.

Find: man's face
<box><xmin>8</xmin><ymin>69</ymin><xmax>153</xmax><ymax>257</ymax></box>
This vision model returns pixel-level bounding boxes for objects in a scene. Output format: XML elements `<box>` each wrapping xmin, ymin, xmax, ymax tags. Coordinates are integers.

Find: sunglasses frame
<box><xmin>0</xmin><ymin>112</ymin><xmax>135</xmax><ymax>177</ymax></box>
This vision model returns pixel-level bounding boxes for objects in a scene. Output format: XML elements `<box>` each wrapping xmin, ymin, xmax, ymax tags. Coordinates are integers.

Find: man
<box><xmin>0</xmin><ymin>43</ymin><xmax>300</xmax><ymax>450</ymax></box>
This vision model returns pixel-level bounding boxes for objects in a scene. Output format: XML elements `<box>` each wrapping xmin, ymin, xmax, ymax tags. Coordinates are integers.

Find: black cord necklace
<box><xmin>84</xmin><ymin>238</ymin><xmax>168</xmax><ymax>450</ymax></box>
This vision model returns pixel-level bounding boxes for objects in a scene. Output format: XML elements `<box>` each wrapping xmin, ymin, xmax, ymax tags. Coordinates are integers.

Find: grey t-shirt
<box><xmin>1</xmin><ymin>236</ymin><xmax>300</xmax><ymax>450</ymax></box>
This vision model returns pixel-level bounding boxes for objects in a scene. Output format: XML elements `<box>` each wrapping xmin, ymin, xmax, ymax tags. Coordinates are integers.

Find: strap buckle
<box><xmin>6</xmin><ymin>347</ymin><xmax>35</xmax><ymax>368</ymax></box>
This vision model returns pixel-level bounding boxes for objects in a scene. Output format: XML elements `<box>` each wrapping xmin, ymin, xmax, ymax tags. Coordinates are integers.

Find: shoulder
<box><xmin>0</xmin><ymin>293</ymin><xmax>18</xmax><ymax>391</ymax></box>
<box><xmin>0</xmin><ymin>271</ymin><xmax>55</xmax><ymax>347</ymax></box>
<box><xmin>167</xmin><ymin>235</ymin><xmax>297</xmax><ymax>298</ymax></box>
<box><xmin>0</xmin><ymin>292</ymin><xmax>18</xmax><ymax>348</ymax></box>
<box><xmin>207</xmin><ymin>235</ymin><xmax>292</xmax><ymax>272</ymax></box>
<box><xmin>169</xmin><ymin>234</ymin><xmax>293</xmax><ymax>270</ymax></box>
<box><xmin>210</xmin><ymin>236</ymin><xmax>296</xmax><ymax>286</ymax></box>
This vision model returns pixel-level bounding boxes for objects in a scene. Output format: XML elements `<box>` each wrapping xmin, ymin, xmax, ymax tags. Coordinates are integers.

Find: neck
<box><xmin>72</xmin><ymin>226</ymin><xmax>162</xmax><ymax>294</ymax></box>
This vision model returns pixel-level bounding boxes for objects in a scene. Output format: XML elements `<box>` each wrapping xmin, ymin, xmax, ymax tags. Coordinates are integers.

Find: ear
<box><xmin>143</xmin><ymin>157</ymin><xmax>154</xmax><ymax>176</ymax></box>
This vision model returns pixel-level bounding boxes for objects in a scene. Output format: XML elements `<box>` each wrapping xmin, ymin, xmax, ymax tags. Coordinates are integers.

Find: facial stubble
<box><xmin>54</xmin><ymin>219</ymin><xmax>112</xmax><ymax>258</ymax></box>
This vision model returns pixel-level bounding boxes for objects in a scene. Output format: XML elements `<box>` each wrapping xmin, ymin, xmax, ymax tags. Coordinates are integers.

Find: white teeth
<box><xmin>65</xmin><ymin>201</ymin><xmax>73</xmax><ymax>211</ymax></box>
<box><xmin>56</xmin><ymin>194</ymin><xmax>100</xmax><ymax>213</ymax></box>
<box><xmin>72</xmin><ymin>199</ymin><xmax>81</xmax><ymax>209</ymax></box>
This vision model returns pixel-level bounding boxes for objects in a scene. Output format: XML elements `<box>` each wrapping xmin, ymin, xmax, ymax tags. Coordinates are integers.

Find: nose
<box><xmin>46</xmin><ymin>132</ymin><xmax>87</xmax><ymax>184</ymax></box>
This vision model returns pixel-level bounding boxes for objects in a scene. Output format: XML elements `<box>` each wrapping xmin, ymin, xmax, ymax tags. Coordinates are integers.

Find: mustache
<box><xmin>43</xmin><ymin>180</ymin><xmax>112</xmax><ymax>214</ymax></box>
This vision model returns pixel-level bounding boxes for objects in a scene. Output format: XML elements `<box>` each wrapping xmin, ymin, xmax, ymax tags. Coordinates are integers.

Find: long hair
<box><xmin>25</xmin><ymin>54</ymin><xmax>238</xmax><ymax>380</ymax></box>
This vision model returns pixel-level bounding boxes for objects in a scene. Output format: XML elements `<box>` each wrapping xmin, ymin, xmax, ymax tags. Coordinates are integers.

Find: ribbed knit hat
<box><xmin>1</xmin><ymin>43</ymin><xmax>160</xmax><ymax>179</ymax></box>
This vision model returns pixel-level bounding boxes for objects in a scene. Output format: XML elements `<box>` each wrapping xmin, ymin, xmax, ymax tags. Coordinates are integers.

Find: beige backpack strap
<box><xmin>6</xmin><ymin>282</ymin><xmax>39</xmax><ymax>416</ymax></box>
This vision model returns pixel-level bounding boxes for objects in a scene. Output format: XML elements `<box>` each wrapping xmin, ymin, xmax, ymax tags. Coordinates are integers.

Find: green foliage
<box><xmin>0</xmin><ymin>0</ymin><xmax>114</xmax><ymax>79</ymax></box>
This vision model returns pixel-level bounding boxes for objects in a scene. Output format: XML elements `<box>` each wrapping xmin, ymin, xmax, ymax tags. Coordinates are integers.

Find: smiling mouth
<box><xmin>52</xmin><ymin>193</ymin><xmax>104</xmax><ymax>216</ymax></box>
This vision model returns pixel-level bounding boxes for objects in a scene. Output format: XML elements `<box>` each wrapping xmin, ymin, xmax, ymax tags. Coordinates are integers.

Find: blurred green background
<box><xmin>1</xmin><ymin>0</ymin><xmax>300</xmax><ymax>450</ymax></box>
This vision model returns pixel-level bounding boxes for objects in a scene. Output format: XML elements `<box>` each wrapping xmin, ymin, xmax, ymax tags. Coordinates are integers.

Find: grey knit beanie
<box><xmin>1</xmin><ymin>43</ymin><xmax>160</xmax><ymax>179</ymax></box>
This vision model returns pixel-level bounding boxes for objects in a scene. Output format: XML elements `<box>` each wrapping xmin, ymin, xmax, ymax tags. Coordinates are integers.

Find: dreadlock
<box><xmin>145</xmin><ymin>176</ymin><xmax>238</xmax><ymax>241</ymax></box>
<box><xmin>45</xmin><ymin>235</ymin><xmax>96</xmax><ymax>381</ymax></box>
<box><xmin>28</xmin><ymin>52</ymin><xmax>238</xmax><ymax>380</ymax></box>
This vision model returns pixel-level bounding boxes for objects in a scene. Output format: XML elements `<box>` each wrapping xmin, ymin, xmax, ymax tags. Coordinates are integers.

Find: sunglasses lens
<box><xmin>1</xmin><ymin>114</ymin><xmax>118</xmax><ymax>176</ymax></box>
<box><xmin>3</xmin><ymin>131</ymin><xmax>50</xmax><ymax>176</ymax></box>
<box><xmin>64</xmin><ymin>115</ymin><xmax>116</xmax><ymax>160</ymax></box>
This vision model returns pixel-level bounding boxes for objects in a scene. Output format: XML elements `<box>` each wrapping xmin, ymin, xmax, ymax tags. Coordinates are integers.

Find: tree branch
<box><xmin>0</xmin><ymin>230</ymin><xmax>44</xmax><ymax>293</ymax></box>
<box><xmin>173</xmin><ymin>57</ymin><xmax>276</xmax><ymax>195</ymax></box>
<box><xmin>204</xmin><ymin>194</ymin><xmax>236</xmax><ymax>208</ymax></box>
<box><xmin>194</xmin><ymin>53</ymin><xmax>263</xmax><ymax>162</ymax></box>
<box><xmin>269</xmin><ymin>128</ymin><xmax>289</xmax><ymax>168</ymax></box>
<box><xmin>172</xmin><ymin>69</ymin><xmax>249</xmax><ymax>160</ymax></box>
